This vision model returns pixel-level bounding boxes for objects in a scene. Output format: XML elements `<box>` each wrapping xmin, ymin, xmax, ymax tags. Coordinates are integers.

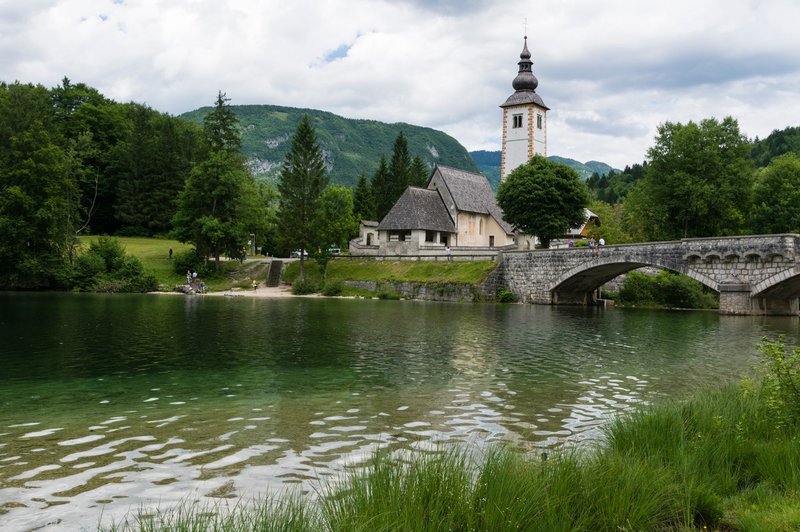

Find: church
<box><xmin>350</xmin><ymin>37</ymin><xmax>583</xmax><ymax>257</ymax></box>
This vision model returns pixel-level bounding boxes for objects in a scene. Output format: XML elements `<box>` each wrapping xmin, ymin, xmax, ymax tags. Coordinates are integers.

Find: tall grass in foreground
<box><xmin>101</xmin><ymin>338</ymin><xmax>800</xmax><ymax>531</ymax></box>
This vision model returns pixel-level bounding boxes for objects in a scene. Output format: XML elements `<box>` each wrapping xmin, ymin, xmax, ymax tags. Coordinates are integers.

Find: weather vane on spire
<box><xmin>524</xmin><ymin>17</ymin><xmax>528</xmax><ymax>38</ymax></box>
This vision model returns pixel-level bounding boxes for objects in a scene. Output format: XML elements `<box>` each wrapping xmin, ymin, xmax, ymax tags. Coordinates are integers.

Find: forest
<box><xmin>584</xmin><ymin>121</ymin><xmax>800</xmax><ymax>245</ymax></box>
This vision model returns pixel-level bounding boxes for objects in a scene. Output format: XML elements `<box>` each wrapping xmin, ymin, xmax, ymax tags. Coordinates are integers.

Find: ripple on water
<box><xmin>20</xmin><ymin>428</ymin><xmax>63</xmax><ymax>439</ymax></box>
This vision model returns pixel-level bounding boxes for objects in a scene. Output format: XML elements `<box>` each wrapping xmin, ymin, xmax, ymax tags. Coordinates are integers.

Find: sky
<box><xmin>2</xmin><ymin>0</ymin><xmax>799</xmax><ymax>169</ymax></box>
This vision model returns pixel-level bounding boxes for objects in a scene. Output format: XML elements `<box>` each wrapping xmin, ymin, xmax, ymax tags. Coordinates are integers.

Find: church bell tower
<box><xmin>500</xmin><ymin>36</ymin><xmax>549</xmax><ymax>181</ymax></box>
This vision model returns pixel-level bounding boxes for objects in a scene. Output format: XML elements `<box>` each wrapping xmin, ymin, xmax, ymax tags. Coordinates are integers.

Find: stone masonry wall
<box><xmin>344</xmin><ymin>280</ymin><xmax>478</xmax><ymax>302</ymax></box>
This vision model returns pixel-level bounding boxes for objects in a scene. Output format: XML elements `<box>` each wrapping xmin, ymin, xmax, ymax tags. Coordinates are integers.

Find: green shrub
<box><xmin>292</xmin><ymin>277</ymin><xmax>319</xmax><ymax>295</ymax></box>
<box><xmin>321</xmin><ymin>280</ymin><xmax>344</xmax><ymax>296</ymax></box>
<box><xmin>172</xmin><ymin>248</ymin><xmax>213</xmax><ymax>278</ymax></box>
<box><xmin>618</xmin><ymin>270</ymin><xmax>718</xmax><ymax>309</ymax></box>
<box><xmin>618</xmin><ymin>271</ymin><xmax>659</xmax><ymax>305</ymax></box>
<box><xmin>496</xmin><ymin>288</ymin><xmax>516</xmax><ymax>303</ymax></box>
<box><xmin>757</xmin><ymin>337</ymin><xmax>800</xmax><ymax>429</ymax></box>
<box><xmin>69</xmin><ymin>238</ymin><xmax>158</xmax><ymax>293</ymax></box>
<box><xmin>573</xmin><ymin>239</ymin><xmax>589</xmax><ymax>247</ymax></box>
<box><xmin>376</xmin><ymin>290</ymin><xmax>401</xmax><ymax>300</ymax></box>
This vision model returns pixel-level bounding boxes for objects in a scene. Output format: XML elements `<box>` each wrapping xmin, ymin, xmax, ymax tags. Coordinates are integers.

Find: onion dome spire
<box><xmin>512</xmin><ymin>36</ymin><xmax>538</xmax><ymax>91</ymax></box>
<box><xmin>501</xmin><ymin>35</ymin><xmax>548</xmax><ymax>109</ymax></box>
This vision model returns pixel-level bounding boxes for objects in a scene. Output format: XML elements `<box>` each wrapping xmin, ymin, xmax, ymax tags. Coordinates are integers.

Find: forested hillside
<box><xmin>181</xmin><ymin>105</ymin><xmax>477</xmax><ymax>188</ymax></box>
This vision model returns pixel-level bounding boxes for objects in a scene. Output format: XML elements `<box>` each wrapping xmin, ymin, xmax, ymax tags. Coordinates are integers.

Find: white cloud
<box><xmin>1</xmin><ymin>0</ymin><xmax>798</xmax><ymax>168</ymax></box>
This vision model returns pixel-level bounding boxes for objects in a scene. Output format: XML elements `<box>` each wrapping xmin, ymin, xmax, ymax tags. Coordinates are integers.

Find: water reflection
<box><xmin>0</xmin><ymin>293</ymin><xmax>797</xmax><ymax>529</ymax></box>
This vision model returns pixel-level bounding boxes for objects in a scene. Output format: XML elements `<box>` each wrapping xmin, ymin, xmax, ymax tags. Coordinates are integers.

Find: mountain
<box><xmin>470</xmin><ymin>150</ymin><xmax>620</xmax><ymax>189</ymax></box>
<box><xmin>548</xmin><ymin>156</ymin><xmax>617</xmax><ymax>181</ymax></box>
<box><xmin>181</xmin><ymin>105</ymin><xmax>477</xmax><ymax>188</ymax></box>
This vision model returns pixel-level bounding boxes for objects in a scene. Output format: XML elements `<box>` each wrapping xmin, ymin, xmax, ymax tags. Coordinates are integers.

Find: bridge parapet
<box><xmin>495</xmin><ymin>234</ymin><xmax>800</xmax><ymax>315</ymax></box>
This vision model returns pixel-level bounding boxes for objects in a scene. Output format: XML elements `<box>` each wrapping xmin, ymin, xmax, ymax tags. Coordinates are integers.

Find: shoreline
<box><xmin>162</xmin><ymin>284</ymin><xmax>309</xmax><ymax>299</ymax></box>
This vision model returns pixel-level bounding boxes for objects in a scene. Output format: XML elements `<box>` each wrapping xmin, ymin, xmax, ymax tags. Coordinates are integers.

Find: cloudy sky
<box><xmin>2</xmin><ymin>0</ymin><xmax>799</xmax><ymax>168</ymax></box>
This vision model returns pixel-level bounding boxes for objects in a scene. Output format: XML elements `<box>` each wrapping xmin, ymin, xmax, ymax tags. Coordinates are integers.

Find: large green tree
<box><xmin>353</xmin><ymin>172</ymin><xmax>376</xmax><ymax>222</ymax></box>
<box><xmin>750</xmin><ymin>153</ymin><xmax>800</xmax><ymax>234</ymax></box>
<box><xmin>277</xmin><ymin>114</ymin><xmax>328</xmax><ymax>279</ymax></box>
<box><xmin>114</xmin><ymin>103</ymin><xmax>202</xmax><ymax>235</ymax></box>
<box><xmin>496</xmin><ymin>155</ymin><xmax>589</xmax><ymax>248</ymax></box>
<box><xmin>624</xmin><ymin>117</ymin><xmax>753</xmax><ymax>240</ymax></box>
<box><xmin>0</xmin><ymin>82</ymin><xmax>77</xmax><ymax>287</ymax></box>
<box><xmin>203</xmin><ymin>91</ymin><xmax>242</xmax><ymax>153</ymax></box>
<box><xmin>371</xmin><ymin>155</ymin><xmax>393</xmax><ymax>221</ymax></box>
<box><xmin>311</xmin><ymin>185</ymin><xmax>358</xmax><ymax>274</ymax></box>
<box><xmin>409</xmin><ymin>155</ymin><xmax>429</xmax><ymax>188</ymax></box>
<box><xmin>389</xmin><ymin>132</ymin><xmax>412</xmax><ymax>200</ymax></box>
<box><xmin>173</xmin><ymin>93</ymin><xmax>261</xmax><ymax>271</ymax></box>
<box><xmin>588</xmin><ymin>200</ymin><xmax>633</xmax><ymax>244</ymax></box>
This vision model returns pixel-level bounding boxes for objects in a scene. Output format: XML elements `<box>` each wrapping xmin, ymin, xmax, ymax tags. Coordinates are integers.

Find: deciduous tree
<box><xmin>624</xmin><ymin>117</ymin><xmax>753</xmax><ymax>240</ymax></box>
<box><xmin>496</xmin><ymin>155</ymin><xmax>589</xmax><ymax>248</ymax></box>
<box><xmin>311</xmin><ymin>185</ymin><xmax>358</xmax><ymax>273</ymax></box>
<box><xmin>751</xmin><ymin>153</ymin><xmax>800</xmax><ymax>234</ymax></box>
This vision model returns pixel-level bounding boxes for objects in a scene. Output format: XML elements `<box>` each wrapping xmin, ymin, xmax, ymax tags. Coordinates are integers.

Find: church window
<box><xmin>512</xmin><ymin>114</ymin><xmax>523</xmax><ymax>128</ymax></box>
<box><xmin>537</xmin><ymin>114</ymin><xmax>543</xmax><ymax>129</ymax></box>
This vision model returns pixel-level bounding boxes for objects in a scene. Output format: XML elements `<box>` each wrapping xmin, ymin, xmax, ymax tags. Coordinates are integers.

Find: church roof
<box><xmin>377</xmin><ymin>187</ymin><xmax>455</xmax><ymax>233</ymax></box>
<box><xmin>501</xmin><ymin>36</ymin><xmax>549</xmax><ymax>110</ymax></box>
<box><xmin>432</xmin><ymin>165</ymin><xmax>515</xmax><ymax>236</ymax></box>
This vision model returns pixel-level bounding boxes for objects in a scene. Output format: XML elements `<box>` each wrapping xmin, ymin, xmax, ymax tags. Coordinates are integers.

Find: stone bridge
<box><xmin>492</xmin><ymin>234</ymin><xmax>800</xmax><ymax>315</ymax></box>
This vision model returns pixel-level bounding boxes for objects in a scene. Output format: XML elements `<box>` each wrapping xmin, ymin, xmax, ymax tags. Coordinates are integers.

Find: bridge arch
<box><xmin>548</xmin><ymin>254</ymin><xmax>719</xmax><ymax>301</ymax></box>
<box><xmin>751</xmin><ymin>266</ymin><xmax>800</xmax><ymax>299</ymax></box>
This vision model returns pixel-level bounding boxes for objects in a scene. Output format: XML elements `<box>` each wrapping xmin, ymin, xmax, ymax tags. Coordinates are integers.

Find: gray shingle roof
<box><xmin>501</xmin><ymin>91</ymin><xmax>549</xmax><ymax>109</ymax></box>
<box><xmin>377</xmin><ymin>187</ymin><xmax>455</xmax><ymax>232</ymax></box>
<box><xmin>434</xmin><ymin>165</ymin><xmax>515</xmax><ymax>235</ymax></box>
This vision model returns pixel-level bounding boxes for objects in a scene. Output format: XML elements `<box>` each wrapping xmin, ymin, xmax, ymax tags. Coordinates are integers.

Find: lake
<box><xmin>0</xmin><ymin>293</ymin><xmax>798</xmax><ymax>530</ymax></box>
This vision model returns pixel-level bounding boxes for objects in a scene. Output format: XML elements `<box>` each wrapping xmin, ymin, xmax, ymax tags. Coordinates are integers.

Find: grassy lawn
<box><xmin>78</xmin><ymin>236</ymin><xmax>191</xmax><ymax>287</ymax></box>
<box><xmin>328</xmin><ymin>259</ymin><xmax>497</xmax><ymax>284</ymax></box>
<box><xmin>283</xmin><ymin>259</ymin><xmax>497</xmax><ymax>290</ymax></box>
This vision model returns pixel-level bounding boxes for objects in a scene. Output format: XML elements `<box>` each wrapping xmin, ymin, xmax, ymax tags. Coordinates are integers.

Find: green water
<box><xmin>0</xmin><ymin>293</ymin><xmax>797</xmax><ymax>530</ymax></box>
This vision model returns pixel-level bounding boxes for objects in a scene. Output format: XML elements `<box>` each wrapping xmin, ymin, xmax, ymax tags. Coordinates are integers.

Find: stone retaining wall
<box><xmin>344</xmin><ymin>280</ymin><xmax>481</xmax><ymax>302</ymax></box>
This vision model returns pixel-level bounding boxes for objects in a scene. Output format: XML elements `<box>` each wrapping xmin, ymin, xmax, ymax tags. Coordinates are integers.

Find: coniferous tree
<box><xmin>372</xmin><ymin>155</ymin><xmax>393</xmax><ymax>221</ymax></box>
<box><xmin>173</xmin><ymin>92</ymin><xmax>261</xmax><ymax>271</ymax></box>
<box><xmin>353</xmin><ymin>172</ymin><xmax>376</xmax><ymax>221</ymax></box>
<box><xmin>409</xmin><ymin>155</ymin><xmax>429</xmax><ymax>188</ymax></box>
<box><xmin>277</xmin><ymin>114</ymin><xmax>328</xmax><ymax>279</ymax></box>
<box><xmin>203</xmin><ymin>91</ymin><xmax>241</xmax><ymax>153</ymax></box>
<box><xmin>389</xmin><ymin>132</ymin><xmax>412</xmax><ymax>200</ymax></box>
